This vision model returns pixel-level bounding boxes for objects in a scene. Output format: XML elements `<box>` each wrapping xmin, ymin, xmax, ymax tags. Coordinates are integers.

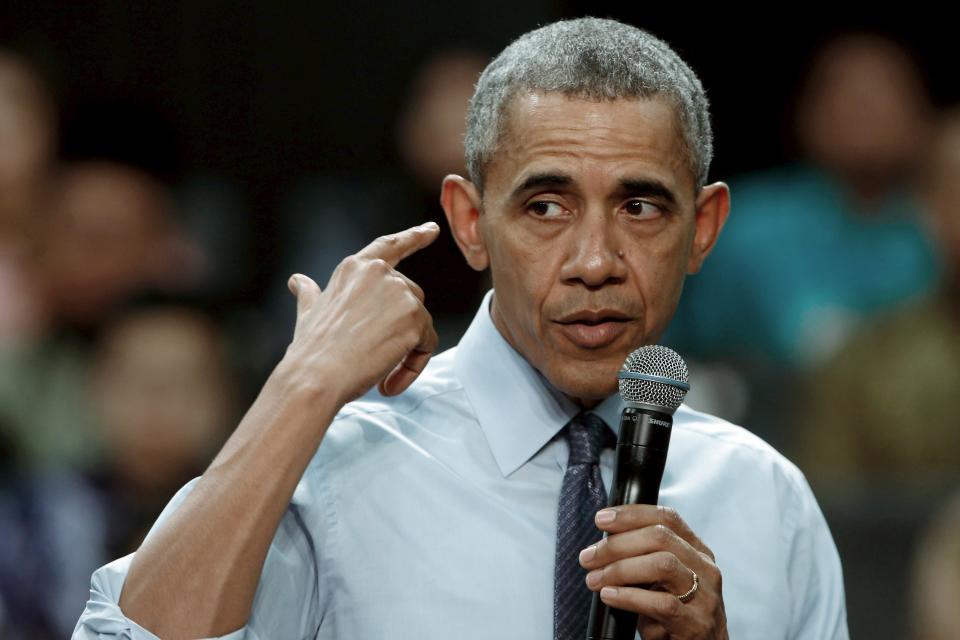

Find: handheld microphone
<box><xmin>585</xmin><ymin>345</ymin><xmax>690</xmax><ymax>640</ymax></box>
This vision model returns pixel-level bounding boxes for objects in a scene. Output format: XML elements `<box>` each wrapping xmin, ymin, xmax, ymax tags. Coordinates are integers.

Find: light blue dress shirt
<box><xmin>74</xmin><ymin>289</ymin><xmax>849</xmax><ymax>639</ymax></box>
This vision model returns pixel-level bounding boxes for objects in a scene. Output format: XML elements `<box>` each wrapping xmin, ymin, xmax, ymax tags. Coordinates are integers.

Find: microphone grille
<box><xmin>617</xmin><ymin>345</ymin><xmax>690</xmax><ymax>413</ymax></box>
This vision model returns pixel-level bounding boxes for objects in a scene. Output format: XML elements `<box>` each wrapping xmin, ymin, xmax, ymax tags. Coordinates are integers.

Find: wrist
<box><xmin>269</xmin><ymin>354</ymin><xmax>349</xmax><ymax>417</ymax></box>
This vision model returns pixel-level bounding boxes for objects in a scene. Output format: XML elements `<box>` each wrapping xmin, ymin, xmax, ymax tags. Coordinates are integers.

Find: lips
<box><xmin>554</xmin><ymin>309</ymin><xmax>634</xmax><ymax>349</ymax></box>
<box><xmin>556</xmin><ymin>309</ymin><xmax>632</xmax><ymax>325</ymax></box>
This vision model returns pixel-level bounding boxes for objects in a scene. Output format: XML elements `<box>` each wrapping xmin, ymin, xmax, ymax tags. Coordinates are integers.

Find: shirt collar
<box><xmin>454</xmin><ymin>289</ymin><xmax>622</xmax><ymax>477</ymax></box>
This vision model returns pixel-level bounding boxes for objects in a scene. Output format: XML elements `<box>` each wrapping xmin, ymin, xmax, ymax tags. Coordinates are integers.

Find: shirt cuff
<box><xmin>75</xmin><ymin>595</ymin><xmax>248</xmax><ymax>640</ymax></box>
<box><xmin>73</xmin><ymin>553</ymin><xmax>248</xmax><ymax>640</ymax></box>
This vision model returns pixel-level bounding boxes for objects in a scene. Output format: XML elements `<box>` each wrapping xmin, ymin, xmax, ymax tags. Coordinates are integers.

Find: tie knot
<box><xmin>564</xmin><ymin>412</ymin><xmax>615</xmax><ymax>465</ymax></box>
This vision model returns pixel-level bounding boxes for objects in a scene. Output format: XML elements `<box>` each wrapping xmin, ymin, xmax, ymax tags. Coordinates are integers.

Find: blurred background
<box><xmin>0</xmin><ymin>2</ymin><xmax>957</xmax><ymax>638</ymax></box>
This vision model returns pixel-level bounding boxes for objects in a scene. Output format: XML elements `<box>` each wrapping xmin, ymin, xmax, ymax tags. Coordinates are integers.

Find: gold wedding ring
<box><xmin>676</xmin><ymin>570</ymin><xmax>699</xmax><ymax>603</ymax></box>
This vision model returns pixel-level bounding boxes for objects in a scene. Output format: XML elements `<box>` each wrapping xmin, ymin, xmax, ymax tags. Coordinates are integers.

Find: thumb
<box><xmin>287</xmin><ymin>273</ymin><xmax>321</xmax><ymax>318</ymax></box>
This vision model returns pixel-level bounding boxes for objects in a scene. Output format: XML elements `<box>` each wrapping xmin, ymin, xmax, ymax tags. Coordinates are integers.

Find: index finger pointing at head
<box><xmin>356</xmin><ymin>221</ymin><xmax>441</xmax><ymax>267</ymax></box>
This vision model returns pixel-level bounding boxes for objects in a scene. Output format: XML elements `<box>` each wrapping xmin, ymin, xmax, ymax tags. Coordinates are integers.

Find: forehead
<box><xmin>487</xmin><ymin>91</ymin><xmax>695</xmax><ymax>201</ymax></box>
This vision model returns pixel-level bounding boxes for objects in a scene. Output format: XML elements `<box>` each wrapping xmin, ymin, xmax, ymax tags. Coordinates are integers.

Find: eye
<box><xmin>526</xmin><ymin>200</ymin><xmax>568</xmax><ymax>218</ymax></box>
<box><xmin>622</xmin><ymin>199</ymin><xmax>664</xmax><ymax>219</ymax></box>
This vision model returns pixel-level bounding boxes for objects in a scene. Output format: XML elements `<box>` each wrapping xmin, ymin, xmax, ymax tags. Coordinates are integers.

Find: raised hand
<box><xmin>284</xmin><ymin>221</ymin><xmax>441</xmax><ymax>406</ymax></box>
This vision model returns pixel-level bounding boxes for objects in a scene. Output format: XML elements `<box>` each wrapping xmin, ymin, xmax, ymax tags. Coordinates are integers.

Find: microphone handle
<box><xmin>585</xmin><ymin>406</ymin><xmax>672</xmax><ymax>640</ymax></box>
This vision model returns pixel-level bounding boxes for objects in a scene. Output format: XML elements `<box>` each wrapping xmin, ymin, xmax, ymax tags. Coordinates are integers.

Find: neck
<box><xmin>570</xmin><ymin>395</ymin><xmax>602</xmax><ymax>410</ymax></box>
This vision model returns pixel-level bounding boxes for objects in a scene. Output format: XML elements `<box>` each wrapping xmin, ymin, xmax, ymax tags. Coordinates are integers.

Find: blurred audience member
<box><xmin>666</xmin><ymin>32</ymin><xmax>940</xmax><ymax>437</ymax></box>
<box><xmin>87</xmin><ymin>295</ymin><xmax>238</xmax><ymax>557</ymax></box>
<box><xmin>395</xmin><ymin>49</ymin><xmax>487</xmax><ymax>191</ymax></box>
<box><xmin>0</xmin><ymin>161</ymin><xmax>205</xmax><ymax>471</ymax></box>
<box><xmin>0</xmin><ymin>51</ymin><xmax>56</xmax><ymax>348</ymax></box>
<box><xmin>796</xmin><ymin>106</ymin><xmax>960</xmax><ymax>483</ymax></box>
<box><xmin>670</xmin><ymin>31</ymin><xmax>939</xmax><ymax>371</ymax></box>
<box><xmin>36</xmin><ymin>161</ymin><xmax>205</xmax><ymax>331</ymax></box>
<box><xmin>0</xmin><ymin>295</ymin><xmax>238</xmax><ymax>638</ymax></box>
<box><xmin>0</xmin><ymin>51</ymin><xmax>54</xmax><ymax>242</ymax></box>
<box><xmin>910</xmin><ymin>489</ymin><xmax>960</xmax><ymax>640</ymax></box>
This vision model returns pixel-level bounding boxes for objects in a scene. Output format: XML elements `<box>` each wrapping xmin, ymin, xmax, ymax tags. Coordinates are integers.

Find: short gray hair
<box><xmin>465</xmin><ymin>17</ymin><xmax>713</xmax><ymax>195</ymax></box>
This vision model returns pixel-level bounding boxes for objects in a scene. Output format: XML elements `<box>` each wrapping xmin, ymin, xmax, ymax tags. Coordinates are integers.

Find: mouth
<box><xmin>554</xmin><ymin>310</ymin><xmax>634</xmax><ymax>349</ymax></box>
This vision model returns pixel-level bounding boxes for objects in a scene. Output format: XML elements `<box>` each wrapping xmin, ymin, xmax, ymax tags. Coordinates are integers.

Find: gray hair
<box><xmin>465</xmin><ymin>17</ymin><xmax>713</xmax><ymax>195</ymax></box>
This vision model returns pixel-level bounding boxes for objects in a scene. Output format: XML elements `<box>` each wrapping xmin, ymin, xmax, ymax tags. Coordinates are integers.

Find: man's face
<box><xmin>459</xmin><ymin>92</ymin><xmax>725</xmax><ymax>405</ymax></box>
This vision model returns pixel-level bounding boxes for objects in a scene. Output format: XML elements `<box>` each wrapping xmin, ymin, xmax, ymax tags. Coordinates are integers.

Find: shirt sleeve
<box><xmin>782</xmin><ymin>465</ymin><xmax>850</xmax><ymax>640</ymax></box>
<box><xmin>72</xmin><ymin>473</ymin><xmax>329</xmax><ymax>640</ymax></box>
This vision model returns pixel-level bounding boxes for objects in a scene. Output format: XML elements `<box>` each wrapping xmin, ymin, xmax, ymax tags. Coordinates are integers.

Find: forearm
<box><xmin>117</xmin><ymin>357</ymin><xmax>342</xmax><ymax>638</ymax></box>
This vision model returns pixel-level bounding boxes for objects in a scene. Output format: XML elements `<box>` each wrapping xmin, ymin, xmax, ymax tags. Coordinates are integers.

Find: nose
<box><xmin>560</xmin><ymin>210</ymin><xmax>627</xmax><ymax>289</ymax></box>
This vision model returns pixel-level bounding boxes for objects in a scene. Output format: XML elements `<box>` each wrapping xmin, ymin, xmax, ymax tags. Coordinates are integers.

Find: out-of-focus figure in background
<box><xmin>910</xmin><ymin>490</ymin><xmax>960</xmax><ymax>640</ymax></box>
<box><xmin>0</xmin><ymin>51</ymin><xmax>55</xmax><ymax>348</ymax></box>
<box><xmin>0</xmin><ymin>295</ymin><xmax>238</xmax><ymax>639</ymax></box>
<box><xmin>669</xmin><ymin>31</ymin><xmax>941</xmax><ymax>439</ymax></box>
<box><xmin>0</xmin><ymin>57</ymin><xmax>222</xmax><ymax>636</ymax></box>
<box><xmin>788</xmin><ymin>101</ymin><xmax>960</xmax><ymax>640</ymax></box>
<box><xmin>87</xmin><ymin>296</ymin><xmax>238</xmax><ymax>563</ymax></box>
<box><xmin>38</xmin><ymin>162</ymin><xmax>206</xmax><ymax>331</ymax></box>
<box><xmin>796</xmin><ymin>106</ymin><xmax>960</xmax><ymax>481</ymax></box>
<box><xmin>0</xmin><ymin>161</ymin><xmax>205</xmax><ymax>470</ymax></box>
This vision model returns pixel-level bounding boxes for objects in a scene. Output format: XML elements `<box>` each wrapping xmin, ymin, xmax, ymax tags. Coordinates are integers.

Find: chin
<box><xmin>546</xmin><ymin>358</ymin><xmax>621</xmax><ymax>403</ymax></box>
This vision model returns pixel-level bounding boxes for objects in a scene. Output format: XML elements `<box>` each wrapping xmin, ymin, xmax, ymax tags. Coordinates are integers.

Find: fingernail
<box><xmin>596</xmin><ymin>509</ymin><xmax>616</xmax><ymax>524</ymax></box>
<box><xmin>586</xmin><ymin>569</ymin><xmax>602</xmax><ymax>588</ymax></box>
<box><xmin>579</xmin><ymin>545</ymin><xmax>596</xmax><ymax>564</ymax></box>
<box><xmin>420</xmin><ymin>221</ymin><xmax>439</xmax><ymax>230</ymax></box>
<box><xmin>287</xmin><ymin>275</ymin><xmax>299</xmax><ymax>293</ymax></box>
<box><xmin>600</xmin><ymin>586</ymin><xmax>618</xmax><ymax>599</ymax></box>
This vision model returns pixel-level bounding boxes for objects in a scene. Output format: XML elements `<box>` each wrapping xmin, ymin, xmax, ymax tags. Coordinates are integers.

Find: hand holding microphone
<box><xmin>581</xmin><ymin>346</ymin><xmax>728</xmax><ymax>640</ymax></box>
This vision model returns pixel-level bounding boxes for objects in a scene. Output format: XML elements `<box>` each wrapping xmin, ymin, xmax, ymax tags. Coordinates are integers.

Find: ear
<box><xmin>440</xmin><ymin>174</ymin><xmax>489</xmax><ymax>271</ymax></box>
<box><xmin>686</xmin><ymin>181</ymin><xmax>731</xmax><ymax>274</ymax></box>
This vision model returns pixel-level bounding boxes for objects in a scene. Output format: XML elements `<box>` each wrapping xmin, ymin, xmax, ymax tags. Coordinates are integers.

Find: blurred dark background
<box><xmin>0</xmin><ymin>2</ymin><xmax>958</xmax><ymax>638</ymax></box>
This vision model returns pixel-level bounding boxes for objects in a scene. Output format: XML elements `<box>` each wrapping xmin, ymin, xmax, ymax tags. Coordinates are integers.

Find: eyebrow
<box><xmin>509</xmin><ymin>171</ymin><xmax>679</xmax><ymax>208</ymax></box>
<box><xmin>616</xmin><ymin>178</ymin><xmax>679</xmax><ymax>208</ymax></box>
<box><xmin>509</xmin><ymin>172</ymin><xmax>572</xmax><ymax>201</ymax></box>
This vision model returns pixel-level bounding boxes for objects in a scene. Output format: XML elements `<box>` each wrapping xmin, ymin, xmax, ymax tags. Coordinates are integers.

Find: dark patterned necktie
<box><xmin>553</xmin><ymin>412</ymin><xmax>617</xmax><ymax>640</ymax></box>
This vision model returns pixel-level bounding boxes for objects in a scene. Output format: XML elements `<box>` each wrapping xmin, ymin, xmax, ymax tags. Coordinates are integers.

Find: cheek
<box><xmin>488</xmin><ymin>230</ymin><xmax>555</xmax><ymax>299</ymax></box>
<box><xmin>630</xmin><ymin>235</ymin><xmax>689</xmax><ymax>306</ymax></box>
<box><xmin>486</xmin><ymin>230</ymin><xmax>566</xmax><ymax>346</ymax></box>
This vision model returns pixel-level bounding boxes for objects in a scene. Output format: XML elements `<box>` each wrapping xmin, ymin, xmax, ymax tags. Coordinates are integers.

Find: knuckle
<box><xmin>601</xmin><ymin>535</ymin><xmax>619</xmax><ymax>558</ymax></box>
<box><xmin>654</xmin><ymin>552</ymin><xmax>679</xmax><ymax>576</ymax></box>
<box><xmin>404</xmin><ymin>311</ymin><xmax>421</xmax><ymax>333</ymax></box>
<box><xmin>641</xmin><ymin>625</ymin><xmax>668</xmax><ymax>640</ymax></box>
<box><xmin>378</xmin><ymin>233</ymin><xmax>399</xmax><ymax>247</ymax></box>
<box><xmin>657</xmin><ymin>505</ymin><xmax>682</xmax><ymax>529</ymax></box>
<box><xmin>656</xmin><ymin>594</ymin><xmax>683</xmax><ymax>619</ymax></box>
<box><xmin>700</xmin><ymin>543</ymin><xmax>717</xmax><ymax>562</ymax></box>
<box><xmin>650</xmin><ymin>523</ymin><xmax>673</xmax><ymax>546</ymax></box>
<box><xmin>702</xmin><ymin>556</ymin><xmax>722</xmax><ymax>588</ymax></box>
<box><xmin>403</xmin><ymin>291</ymin><xmax>422</xmax><ymax>315</ymax></box>
<box><xmin>425</xmin><ymin>323</ymin><xmax>439</xmax><ymax>350</ymax></box>
<box><xmin>599</xmin><ymin>562</ymin><xmax>618</xmax><ymax>584</ymax></box>
<box><xmin>370</xmin><ymin>257</ymin><xmax>391</xmax><ymax>273</ymax></box>
<box><xmin>422</xmin><ymin>306</ymin><xmax>435</xmax><ymax>328</ymax></box>
<box><xmin>402</xmin><ymin>326</ymin><xmax>421</xmax><ymax>348</ymax></box>
<box><xmin>693</xmin><ymin>616</ymin><xmax>713</xmax><ymax>637</ymax></box>
<box><xmin>615</xmin><ymin>504</ymin><xmax>638</xmax><ymax>525</ymax></box>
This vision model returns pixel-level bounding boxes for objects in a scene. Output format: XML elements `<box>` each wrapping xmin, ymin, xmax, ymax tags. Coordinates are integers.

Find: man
<box><xmin>74</xmin><ymin>17</ymin><xmax>848</xmax><ymax>640</ymax></box>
